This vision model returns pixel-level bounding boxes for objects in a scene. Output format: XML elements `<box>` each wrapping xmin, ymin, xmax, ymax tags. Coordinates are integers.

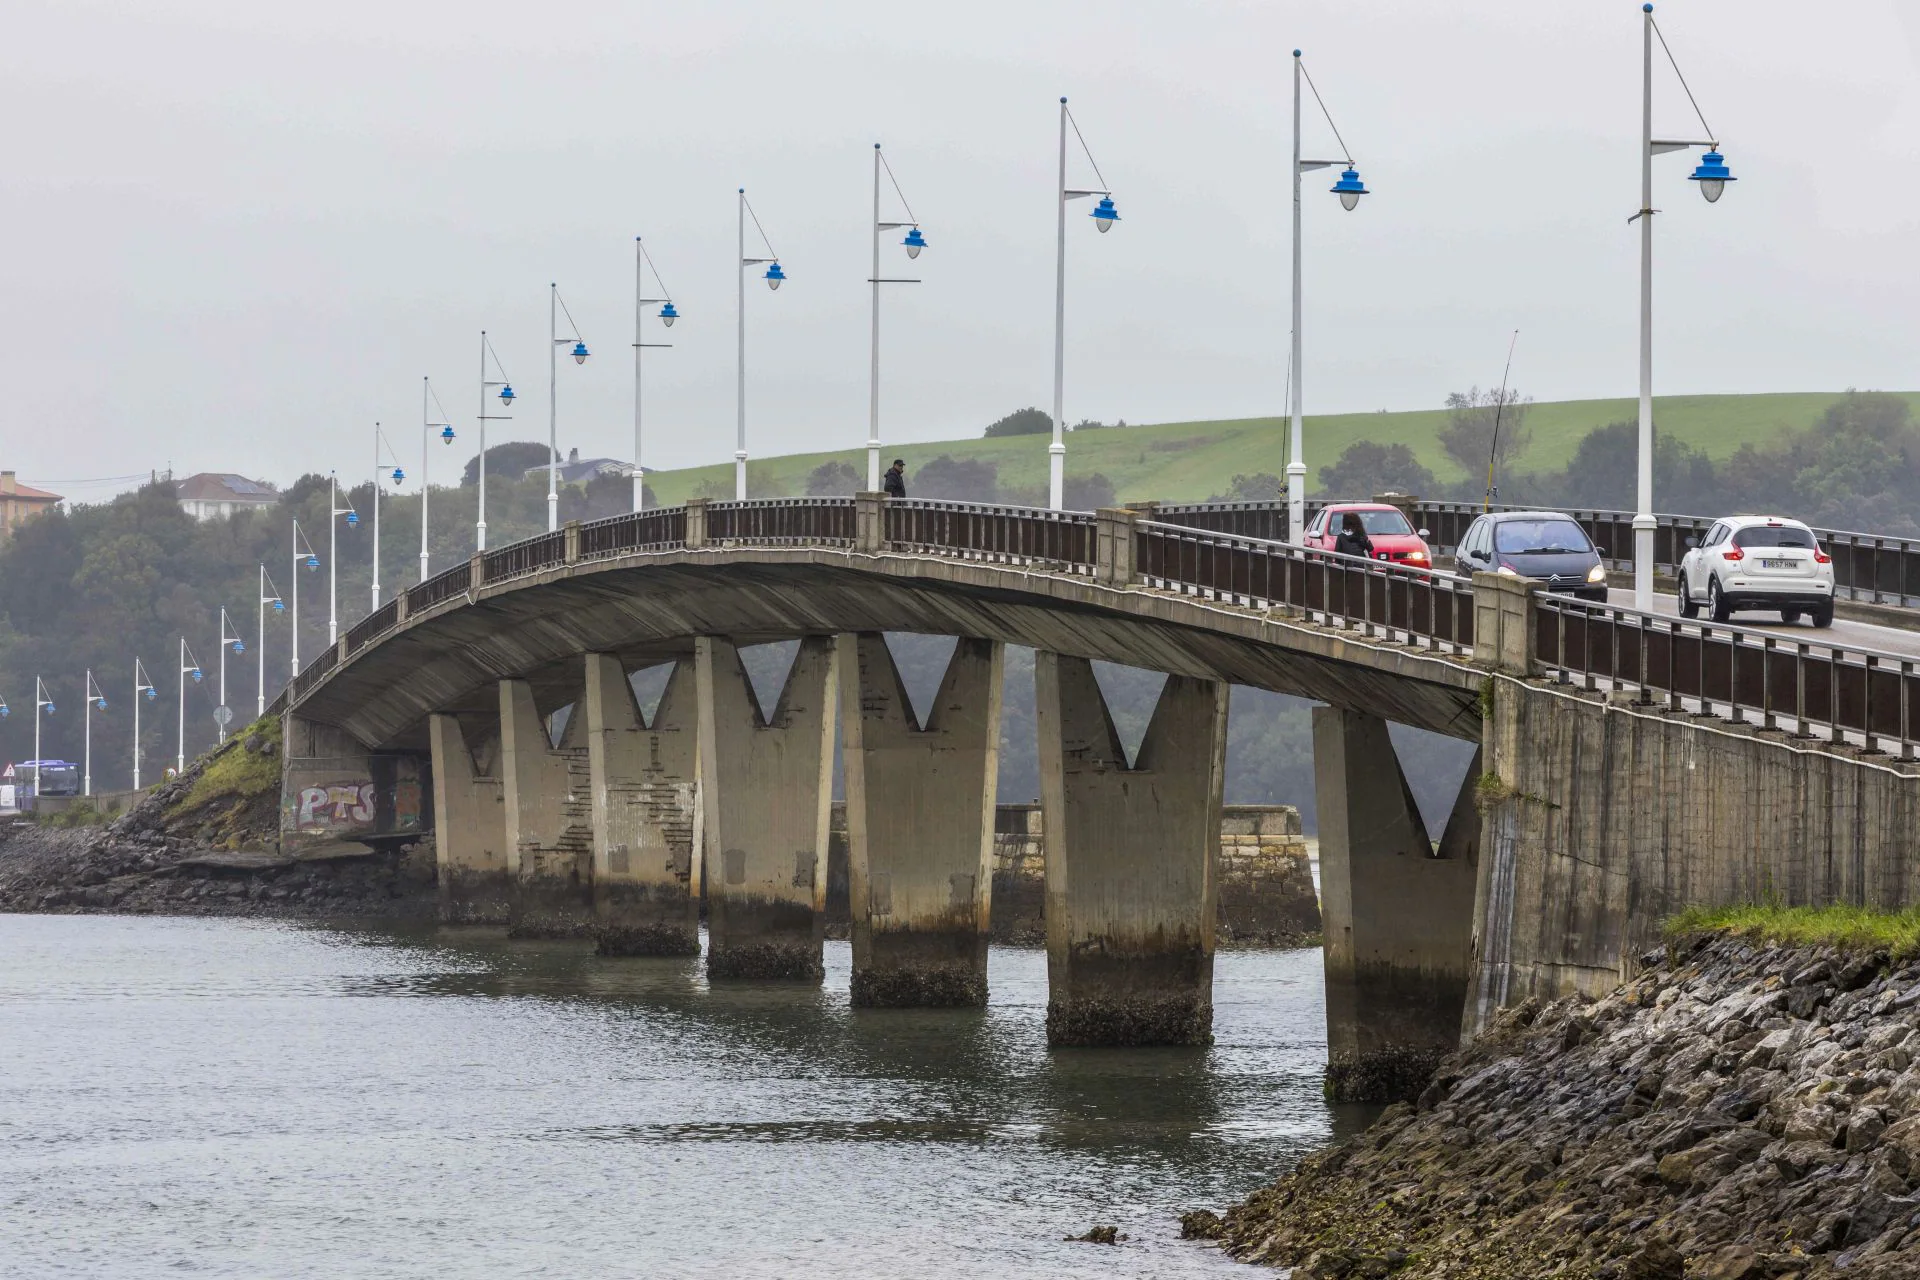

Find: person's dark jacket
<box><xmin>883</xmin><ymin>467</ymin><xmax>907</xmax><ymax>498</ymax></box>
<box><xmin>1333</xmin><ymin>527</ymin><xmax>1374</xmax><ymax>559</ymax></box>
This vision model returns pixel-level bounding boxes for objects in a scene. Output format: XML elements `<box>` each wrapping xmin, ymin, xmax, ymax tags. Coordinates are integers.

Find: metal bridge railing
<box><xmin>579</xmin><ymin>506</ymin><xmax>688</xmax><ymax>559</ymax></box>
<box><xmin>1134</xmin><ymin>521</ymin><xmax>1475</xmax><ymax>655</ymax></box>
<box><xmin>407</xmin><ymin>563</ymin><xmax>472</xmax><ymax>615</ymax></box>
<box><xmin>707</xmin><ymin>497</ymin><xmax>856</xmax><ymax>546</ymax></box>
<box><xmin>1534</xmin><ymin>594</ymin><xmax>1920</xmax><ymax>756</ymax></box>
<box><xmin>483</xmin><ymin>530</ymin><xmax>567</xmax><ymax>582</ymax></box>
<box><xmin>883</xmin><ymin>499</ymin><xmax>1098</xmax><ymax>569</ymax></box>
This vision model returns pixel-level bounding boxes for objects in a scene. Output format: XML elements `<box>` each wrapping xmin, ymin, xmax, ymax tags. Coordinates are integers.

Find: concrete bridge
<box><xmin>276</xmin><ymin>495</ymin><xmax>1920</xmax><ymax>1099</ymax></box>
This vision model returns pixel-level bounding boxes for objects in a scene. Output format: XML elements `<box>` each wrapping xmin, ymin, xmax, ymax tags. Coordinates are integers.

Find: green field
<box><xmin>644</xmin><ymin>391</ymin><xmax>1920</xmax><ymax>507</ymax></box>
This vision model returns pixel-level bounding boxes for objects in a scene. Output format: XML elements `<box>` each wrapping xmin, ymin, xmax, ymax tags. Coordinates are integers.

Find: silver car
<box><xmin>1677</xmin><ymin>515</ymin><xmax>1835</xmax><ymax>627</ymax></box>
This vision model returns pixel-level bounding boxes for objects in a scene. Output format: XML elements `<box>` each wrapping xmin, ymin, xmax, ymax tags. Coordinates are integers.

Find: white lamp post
<box><xmin>134</xmin><ymin>659</ymin><xmax>156</xmax><ymax>789</ymax></box>
<box><xmin>372</xmin><ymin>423</ymin><xmax>404</xmax><ymax>609</ymax></box>
<box><xmin>736</xmin><ymin>188</ymin><xmax>785</xmax><ymax>501</ymax></box>
<box><xmin>422</xmin><ymin>378</ymin><xmax>456</xmax><ymax>580</ymax></box>
<box><xmin>1631</xmin><ymin>2</ymin><xmax>1736</xmax><ymax>610</ymax></box>
<box><xmin>258</xmin><ymin>567</ymin><xmax>284</xmax><ymax>717</ymax></box>
<box><xmin>1050</xmin><ymin>97</ymin><xmax>1120</xmax><ymax>511</ymax></box>
<box><xmin>547</xmin><ymin>285</ymin><xmax>590</xmax><ymax>531</ymax></box>
<box><xmin>177</xmin><ymin>638</ymin><xmax>203</xmax><ymax>775</ymax></box>
<box><xmin>218</xmin><ymin>607</ymin><xmax>245</xmax><ymax>740</ymax></box>
<box><xmin>869</xmin><ymin>144</ymin><xmax>927</xmax><ymax>492</ymax></box>
<box><xmin>327</xmin><ymin>472</ymin><xmax>358</xmax><ymax>645</ymax></box>
<box><xmin>292</xmin><ymin>520</ymin><xmax>319</xmax><ymax>677</ymax></box>
<box><xmin>31</xmin><ymin>677</ymin><xmax>53</xmax><ymax>803</ymax></box>
<box><xmin>83</xmin><ymin>671</ymin><xmax>105</xmax><ymax>797</ymax></box>
<box><xmin>477</xmin><ymin>333</ymin><xmax>514</xmax><ymax>548</ymax></box>
<box><xmin>1288</xmin><ymin>50</ymin><xmax>1370</xmax><ymax>544</ymax></box>
<box><xmin>632</xmin><ymin>237</ymin><xmax>677</xmax><ymax>511</ymax></box>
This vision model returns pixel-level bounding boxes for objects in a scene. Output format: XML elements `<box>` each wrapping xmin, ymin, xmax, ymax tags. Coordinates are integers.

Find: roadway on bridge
<box><xmin>1603</xmin><ymin>587</ymin><xmax>1920</xmax><ymax>658</ymax></box>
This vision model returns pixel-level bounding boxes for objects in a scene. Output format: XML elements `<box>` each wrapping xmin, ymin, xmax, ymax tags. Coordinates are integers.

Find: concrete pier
<box><xmin>838</xmin><ymin>633</ymin><xmax>1003</xmax><ymax>1007</ymax></box>
<box><xmin>582</xmin><ymin>654</ymin><xmax>702</xmax><ymax>956</ymax></box>
<box><xmin>695</xmin><ymin>636</ymin><xmax>837</xmax><ymax>980</ymax></box>
<box><xmin>500</xmin><ymin>678</ymin><xmax>594</xmax><ymax>938</ymax></box>
<box><xmin>1035</xmin><ymin>653</ymin><xmax>1226</xmax><ymax>1046</ymax></box>
<box><xmin>428</xmin><ymin>711</ymin><xmax>511</xmax><ymax>923</ymax></box>
<box><xmin>1314</xmin><ymin>706</ymin><xmax>1478</xmax><ymax>1102</ymax></box>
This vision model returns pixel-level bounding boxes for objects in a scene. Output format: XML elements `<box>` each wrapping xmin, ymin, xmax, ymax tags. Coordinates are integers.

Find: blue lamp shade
<box><xmin>764</xmin><ymin>261</ymin><xmax>786</xmax><ymax>291</ymax></box>
<box><xmin>1089</xmin><ymin>196</ymin><xmax>1119</xmax><ymax>232</ymax></box>
<box><xmin>391</xmin><ymin>466</ymin><xmax>405</xmax><ymax>485</ymax></box>
<box><xmin>233</xmin><ymin>640</ymin><xmax>245</xmax><ymax>654</ymax></box>
<box><xmin>144</xmin><ymin>687</ymin><xmax>157</xmax><ymax>700</ymax></box>
<box><xmin>902</xmin><ymin>227</ymin><xmax>927</xmax><ymax>259</ymax></box>
<box><xmin>1331</xmin><ymin>168</ymin><xmax>1369</xmax><ymax>211</ymax></box>
<box><xmin>306</xmin><ymin>554</ymin><xmax>320</xmax><ymax>571</ymax></box>
<box><xmin>1688</xmin><ymin>150</ymin><xmax>1735</xmax><ymax>203</ymax></box>
<box><xmin>499</xmin><ymin>384</ymin><xmax>515</xmax><ymax>405</ymax></box>
<box><xmin>95</xmin><ymin>697</ymin><xmax>107</xmax><ymax>710</ymax></box>
<box><xmin>45</xmin><ymin>702</ymin><xmax>54</xmax><ymax>715</ymax></box>
<box><xmin>440</xmin><ymin>424</ymin><xmax>455</xmax><ymax>444</ymax></box>
<box><xmin>191</xmin><ymin>668</ymin><xmax>203</xmax><ymax>683</ymax></box>
<box><xmin>272</xmin><ymin>600</ymin><xmax>285</xmax><ymax>614</ymax></box>
<box><xmin>0</xmin><ymin>705</ymin><xmax>8</xmax><ymax>717</ymax></box>
<box><xmin>659</xmin><ymin>301</ymin><xmax>679</xmax><ymax>328</ymax></box>
<box><xmin>344</xmin><ymin>510</ymin><xmax>359</xmax><ymax>527</ymax></box>
<box><xmin>571</xmin><ymin>341</ymin><xmax>589</xmax><ymax>364</ymax></box>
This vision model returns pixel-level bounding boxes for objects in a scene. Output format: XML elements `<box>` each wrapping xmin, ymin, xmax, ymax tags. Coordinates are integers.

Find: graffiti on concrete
<box><xmin>296</xmin><ymin>781</ymin><xmax>376</xmax><ymax>832</ymax></box>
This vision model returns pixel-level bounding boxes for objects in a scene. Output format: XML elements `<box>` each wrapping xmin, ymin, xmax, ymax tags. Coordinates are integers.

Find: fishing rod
<box><xmin>1483</xmin><ymin>329</ymin><xmax>1520</xmax><ymax>512</ymax></box>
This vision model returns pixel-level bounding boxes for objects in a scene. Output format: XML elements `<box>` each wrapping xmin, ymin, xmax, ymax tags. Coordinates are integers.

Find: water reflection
<box><xmin>1</xmin><ymin>915</ymin><xmax>1341</xmax><ymax>1279</ymax></box>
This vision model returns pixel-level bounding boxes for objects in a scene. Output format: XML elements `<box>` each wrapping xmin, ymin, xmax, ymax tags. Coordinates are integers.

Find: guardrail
<box><xmin>1134</xmin><ymin>521</ymin><xmax>1475</xmax><ymax>655</ymax></box>
<box><xmin>1534</xmin><ymin>594</ymin><xmax>1919</xmax><ymax>756</ymax></box>
<box><xmin>708</xmin><ymin>497</ymin><xmax>856</xmax><ymax>545</ymax></box>
<box><xmin>884</xmin><ymin>499</ymin><xmax>1097</xmax><ymax>568</ymax></box>
<box><xmin>579</xmin><ymin>507</ymin><xmax>686</xmax><ymax>559</ymax></box>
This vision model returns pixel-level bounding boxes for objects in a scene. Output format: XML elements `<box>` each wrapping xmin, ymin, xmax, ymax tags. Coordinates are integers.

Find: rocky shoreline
<box><xmin>1201</xmin><ymin>933</ymin><xmax>1920</xmax><ymax>1279</ymax></box>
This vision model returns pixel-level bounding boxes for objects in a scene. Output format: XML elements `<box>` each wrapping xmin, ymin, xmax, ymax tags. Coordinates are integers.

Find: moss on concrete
<box><xmin>1666</xmin><ymin>903</ymin><xmax>1920</xmax><ymax>957</ymax></box>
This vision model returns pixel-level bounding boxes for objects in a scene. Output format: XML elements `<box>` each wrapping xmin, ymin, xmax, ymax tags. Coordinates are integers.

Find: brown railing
<box><xmin>883</xmin><ymin>499</ymin><xmax>1098</xmax><ymax>569</ymax></box>
<box><xmin>288</xmin><ymin>643</ymin><xmax>339</xmax><ymax>702</ymax></box>
<box><xmin>1535</xmin><ymin>595</ymin><xmax>1920</xmax><ymax>756</ymax></box>
<box><xmin>707</xmin><ymin>498</ymin><xmax>856</xmax><ymax>545</ymax></box>
<box><xmin>483</xmin><ymin>530</ymin><xmax>566</xmax><ymax>582</ymax></box>
<box><xmin>579</xmin><ymin>507</ymin><xmax>687</xmax><ymax>558</ymax></box>
<box><xmin>407</xmin><ymin>563</ymin><xmax>471</xmax><ymax>614</ymax></box>
<box><xmin>1134</xmin><ymin>522</ymin><xmax>1475</xmax><ymax>654</ymax></box>
<box><xmin>345</xmin><ymin>600</ymin><xmax>398</xmax><ymax>656</ymax></box>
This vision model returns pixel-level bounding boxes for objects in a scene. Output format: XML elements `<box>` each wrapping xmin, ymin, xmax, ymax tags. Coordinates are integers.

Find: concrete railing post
<box><xmin>838</xmin><ymin>632</ymin><xmax>1003</xmax><ymax>1006</ymax></box>
<box><xmin>684</xmin><ymin>498</ymin><xmax>708</xmax><ymax>549</ymax></box>
<box><xmin>583</xmin><ymin>653</ymin><xmax>700</xmax><ymax>955</ymax></box>
<box><xmin>1094</xmin><ymin>507</ymin><xmax>1139</xmax><ymax>588</ymax></box>
<box><xmin>1036</xmin><ymin>651</ymin><xmax>1226</xmax><ymax>1046</ymax></box>
<box><xmin>500</xmin><ymin>677</ymin><xmax>595</xmax><ymax>938</ymax></box>
<box><xmin>854</xmin><ymin>491</ymin><xmax>887</xmax><ymax>554</ymax></box>
<box><xmin>563</xmin><ymin>519</ymin><xmax>581</xmax><ymax>564</ymax></box>
<box><xmin>429</xmin><ymin>711</ymin><xmax>510</xmax><ymax>923</ymax></box>
<box><xmin>1472</xmin><ymin>571</ymin><xmax>1537</xmax><ymax>676</ymax></box>
<box><xmin>468</xmin><ymin>551</ymin><xmax>485</xmax><ymax>593</ymax></box>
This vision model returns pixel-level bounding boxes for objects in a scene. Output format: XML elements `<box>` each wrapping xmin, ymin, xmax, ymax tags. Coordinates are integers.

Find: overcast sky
<box><xmin>5</xmin><ymin>0</ymin><xmax>1916</xmax><ymax>502</ymax></box>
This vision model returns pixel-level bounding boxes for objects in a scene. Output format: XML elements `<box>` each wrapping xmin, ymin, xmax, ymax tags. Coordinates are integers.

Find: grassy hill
<box><xmin>643</xmin><ymin>391</ymin><xmax>1920</xmax><ymax>506</ymax></box>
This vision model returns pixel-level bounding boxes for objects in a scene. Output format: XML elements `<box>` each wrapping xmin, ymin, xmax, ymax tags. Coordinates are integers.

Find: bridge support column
<box><xmin>696</xmin><ymin>636</ymin><xmax>837</xmax><ymax>980</ymax></box>
<box><xmin>584</xmin><ymin>654</ymin><xmax>701</xmax><ymax>956</ymax></box>
<box><xmin>429</xmin><ymin>712</ymin><xmax>510</xmax><ymax>923</ymax></box>
<box><xmin>1036</xmin><ymin>653</ymin><xmax>1226</xmax><ymax>1046</ymax></box>
<box><xmin>501</xmin><ymin>678</ymin><xmax>595</xmax><ymax>938</ymax></box>
<box><xmin>1314</xmin><ymin>705</ymin><xmax>1479</xmax><ymax>1103</ymax></box>
<box><xmin>839</xmin><ymin>633</ymin><xmax>1003</xmax><ymax>1007</ymax></box>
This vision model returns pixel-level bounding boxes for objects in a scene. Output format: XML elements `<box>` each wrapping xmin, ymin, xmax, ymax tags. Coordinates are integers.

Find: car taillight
<box><xmin>1814</xmin><ymin>548</ymin><xmax>1831</xmax><ymax>565</ymax></box>
<box><xmin>1721</xmin><ymin>547</ymin><xmax>1744</xmax><ymax>562</ymax></box>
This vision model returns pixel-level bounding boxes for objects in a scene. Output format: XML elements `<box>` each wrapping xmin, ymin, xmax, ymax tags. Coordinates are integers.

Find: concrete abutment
<box><xmin>501</xmin><ymin>678</ymin><xmax>595</xmax><ymax>939</ymax></box>
<box><xmin>428</xmin><ymin>711</ymin><xmax>510</xmax><ymax>923</ymax></box>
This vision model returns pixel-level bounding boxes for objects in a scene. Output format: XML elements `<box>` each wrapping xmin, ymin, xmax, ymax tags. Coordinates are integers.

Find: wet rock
<box><xmin>1066</xmin><ymin>1225</ymin><xmax>1121</xmax><ymax>1244</ymax></box>
<box><xmin>1177</xmin><ymin>1209</ymin><xmax>1223</xmax><ymax>1240</ymax></box>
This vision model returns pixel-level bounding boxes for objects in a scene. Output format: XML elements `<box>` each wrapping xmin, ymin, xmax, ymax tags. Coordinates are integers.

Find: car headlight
<box><xmin>1496</xmin><ymin>564</ymin><xmax>1520</xmax><ymax>577</ymax></box>
<box><xmin>1405</xmin><ymin>550</ymin><xmax>1428</xmax><ymax>562</ymax></box>
<box><xmin>1587</xmin><ymin>563</ymin><xmax>1607</xmax><ymax>583</ymax></box>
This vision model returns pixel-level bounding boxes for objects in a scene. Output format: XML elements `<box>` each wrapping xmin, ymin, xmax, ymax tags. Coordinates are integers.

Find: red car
<box><xmin>1304</xmin><ymin>503</ymin><xmax>1435</xmax><ymax>567</ymax></box>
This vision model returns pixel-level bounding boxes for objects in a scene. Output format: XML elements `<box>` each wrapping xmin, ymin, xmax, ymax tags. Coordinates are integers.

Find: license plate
<box><xmin>1761</xmin><ymin>558</ymin><xmax>1794</xmax><ymax>569</ymax></box>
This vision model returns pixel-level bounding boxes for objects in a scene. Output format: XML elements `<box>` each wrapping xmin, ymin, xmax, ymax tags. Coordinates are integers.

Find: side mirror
<box><xmin>1593</xmin><ymin>545</ymin><xmax>1607</xmax><ymax>557</ymax></box>
<box><xmin>1416</xmin><ymin>527</ymin><xmax>1431</xmax><ymax>539</ymax></box>
<box><xmin>1684</xmin><ymin>536</ymin><xmax>1698</xmax><ymax>549</ymax></box>
<box><xmin>1469</xmin><ymin>547</ymin><xmax>1489</xmax><ymax>561</ymax></box>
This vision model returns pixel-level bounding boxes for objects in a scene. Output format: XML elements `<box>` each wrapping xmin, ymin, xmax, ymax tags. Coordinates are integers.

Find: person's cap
<box><xmin>892</xmin><ymin>459</ymin><xmax>905</xmax><ymax>466</ymax></box>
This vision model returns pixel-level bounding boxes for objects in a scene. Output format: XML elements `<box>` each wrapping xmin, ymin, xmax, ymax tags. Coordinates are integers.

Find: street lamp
<box><xmin>868</xmin><ymin>143</ymin><xmax>927</xmax><ymax>492</ymax></box>
<box><xmin>1050</xmin><ymin>97</ymin><xmax>1120</xmax><ymax>511</ymax></box>
<box><xmin>422</xmin><ymin>377</ymin><xmax>456</xmax><ymax>580</ymax></box>
<box><xmin>178</xmin><ymin>637</ymin><xmax>204</xmax><ymax>775</ymax></box>
<box><xmin>33</xmin><ymin>676</ymin><xmax>53</xmax><ymax>805</ymax></box>
<box><xmin>736</xmin><ymin>188</ymin><xmax>785</xmax><ymax>501</ymax></box>
<box><xmin>218</xmin><ymin>607</ymin><xmax>244</xmax><ymax>741</ymax></box>
<box><xmin>328</xmin><ymin>471</ymin><xmax>358</xmax><ymax>645</ymax></box>
<box><xmin>258</xmin><ymin>566</ymin><xmax>284</xmax><ymax>717</ymax></box>
<box><xmin>548</xmin><ymin>284</ymin><xmax>590</xmax><ymax>531</ymax></box>
<box><xmin>476</xmin><ymin>332</ymin><xmax>514</xmax><ymax>549</ymax></box>
<box><xmin>84</xmin><ymin>671</ymin><xmax>105</xmax><ymax>797</ymax></box>
<box><xmin>134</xmin><ymin>658</ymin><xmax>156</xmax><ymax>789</ymax></box>
<box><xmin>1631</xmin><ymin>2</ymin><xmax>1736</xmax><ymax>610</ymax></box>
<box><xmin>1287</xmin><ymin>50</ymin><xmax>1370</xmax><ymax>544</ymax></box>
<box><xmin>372</xmin><ymin>422</ymin><xmax>403</xmax><ymax>609</ymax></box>
<box><xmin>292</xmin><ymin>519</ymin><xmax>319</xmax><ymax>677</ymax></box>
<box><xmin>632</xmin><ymin>236</ymin><xmax>678</xmax><ymax>512</ymax></box>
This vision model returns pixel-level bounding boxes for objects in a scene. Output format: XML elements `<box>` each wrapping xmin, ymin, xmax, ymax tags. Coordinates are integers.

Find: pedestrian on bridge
<box><xmin>883</xmin><ymin>459</ymin><xmax>907</xmax><ymax>499</ymax></box>
<box><xmin>1334</xmin><ymin>511</ymin><xmax>1374</xmax><ymax>560</ymax></box>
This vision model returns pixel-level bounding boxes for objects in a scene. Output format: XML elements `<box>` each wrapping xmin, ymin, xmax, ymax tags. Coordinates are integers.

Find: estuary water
<box><xmin>0</xmin><ymin>915</ymin><xmax>1354</xmax><ymax>1278</ymax></box>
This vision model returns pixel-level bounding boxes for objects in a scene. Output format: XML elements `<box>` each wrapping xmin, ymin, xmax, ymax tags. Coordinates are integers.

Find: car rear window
<box><xmin>1349</xmin><ymin>509</ymin><xmax>1412</xmax><ymax>536</ymax></box>
<box><xmin>1732</xmin><ymin>525</ymin><xmax>1814</xmax><ymax>549</ymax></box>
<box><xmin>1493</xmin><ymin>518</ymin><xmax>1592</xmax><ymax>555</ymax></box>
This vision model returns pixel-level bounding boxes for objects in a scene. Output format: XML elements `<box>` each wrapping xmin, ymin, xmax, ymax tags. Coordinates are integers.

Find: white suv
<box><xmin>1677</xmin><ymin>515</ymin><xmax>1835</xmax><ymax>627</ymax></box>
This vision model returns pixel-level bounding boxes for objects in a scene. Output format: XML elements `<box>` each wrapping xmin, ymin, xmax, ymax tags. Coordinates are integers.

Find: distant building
<box><xmin>0</xmin><ymin>471</ymin><xmax>62</xmax><ymax>542</ymax></box>
<box><xmin>175</xmin><ymin>472</ymin><xmax>278</xmax><ymax>520</ymax></box>
<box><xmin>521</xmin><ymin>448</ymin><xmax>634</xmax><ymax>486</ymax></box>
